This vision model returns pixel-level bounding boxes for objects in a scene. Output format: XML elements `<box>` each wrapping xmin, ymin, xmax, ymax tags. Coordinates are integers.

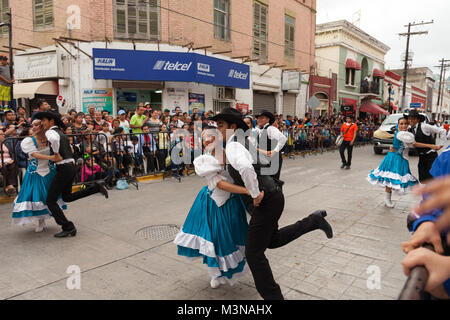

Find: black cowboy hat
<box><xmin>32</xmin><ymin>111</ymin><xmax>66</xmax><ymax>129</ymax></box>
<box><xmin>403</xmin><ymin>109</ymin><xmax>425</xmax><ymax>122</ymax></box>
<box><xmin>255</xmin><ymin>110</ymin><xmax>275</xmax><ymax>125</ymax></box>
<box><xmin>210</xmin><ymin>107</ymin><xmax>248</xmax><ymax>131</ymax></box>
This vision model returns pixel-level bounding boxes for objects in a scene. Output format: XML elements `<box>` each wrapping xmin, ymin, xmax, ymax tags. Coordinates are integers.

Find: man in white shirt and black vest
<box><xmin>211</xmin><ymin>108</ymin><xmax>333</xmax><ymax>300</ymax></box>
<box><xmin>33</xmin><ymin>111</ymin><xmax>109</xmax><ymax>238</ymax></box>
<box><xmin>405</xmin><ymin>110</ymin><xmax>447</xmax><ymax>183</ymax></box>
<box><xmin>254</xmin><ymin>110</ymin><xmax>287</xmax><ymax>181</ymax></box>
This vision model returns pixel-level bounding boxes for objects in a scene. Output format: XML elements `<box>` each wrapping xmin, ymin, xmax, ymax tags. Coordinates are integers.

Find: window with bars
<box><xmin>253</xmin><ymin>1</ymin><xmax>268</xmax><ymax>63</ymax></box>
<box><xmin>114</xmin><ymin>0</ymin><xmax>160</xmax><ymax>40</ymax></box>
<box><xmin>284</xmin><ymin>15</ymin><xmax>295</xmax><ymax>58</ymax></box>
<box><xmin>0</xmin><ymin>0</ymin><xmax>8</xmax><ymax>36</ymax></box>
<box><xmin>214</xmin><ymin>0</ymin><xmax>230</xmax><ymax>41</ymax></box>
<box><xmin>33</xmin><ymin>0</ymin><xmax>53</xmax><ymax>30</ymax></box>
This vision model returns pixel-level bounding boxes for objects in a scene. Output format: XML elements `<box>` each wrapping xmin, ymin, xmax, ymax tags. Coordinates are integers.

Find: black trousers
<box><xmin>143</xmin><ymin>151</ymin><xmax>156</xmax><ymax>173</ymax></box>
<box><xmin>418</xmin><ymin>152</ymin><xmax>438</xmax><ymax>183</ymax></box>
<box><xmin>156</xmin><ymin>149</ymin><xmax>168</xmax><ymax>171</ymax></box>
<box><xmin>245</xmin><ymin>191</ymin><xmax>324</xmax><ymax>300</ymax></box>
<box><xmin>339</xmin><ymin>140</ymin><xmax>353</xmax><ymax>166</ymax></box>
<box><xmin>46</xmin><ymin>163</ymin><xmax>100</xmax><ymax>231</ymax></box>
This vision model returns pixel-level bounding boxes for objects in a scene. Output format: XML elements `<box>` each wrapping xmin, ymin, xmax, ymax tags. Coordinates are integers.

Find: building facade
<box><xmin>315</xmin><ymin>20</ymin><xmax>390</xmax><ymax>118</ymax></box>
<box><xmin>1</xmin><ymin>0</ymin><xmax>317</xmax><ymax>116</ymax></box>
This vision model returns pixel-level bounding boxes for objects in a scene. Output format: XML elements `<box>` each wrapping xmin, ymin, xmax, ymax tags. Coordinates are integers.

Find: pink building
<box><xmin>3</xmin><ymin>1</ymin><xmax>317</xmax><ymax>116</ymax></box>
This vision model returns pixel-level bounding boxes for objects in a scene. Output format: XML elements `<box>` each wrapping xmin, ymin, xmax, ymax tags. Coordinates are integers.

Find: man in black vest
<box><xmin>211</xmin><ymin>108</ymin><xmax>333</xmax><ymax>300</ymax></box>
<box><xmin>33</xmin><ymin>111</ymin><xmax>108</xmax><ymax>238</ymax></box>
<box><xmin>255</xmin><ymin>110</ymin><xmax>287</xmax><ymax>181</ymax></box>
<box><xmin>405</xmin><ymin>110</ymin><xmax>446</xmax><ymax>183</ymax></box>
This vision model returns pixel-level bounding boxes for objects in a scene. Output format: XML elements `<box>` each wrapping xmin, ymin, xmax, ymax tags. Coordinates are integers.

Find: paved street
<box><xmin>0</xmin><ymin>144</ymin><xmax>431</xmax><ymax>300</ymax></box>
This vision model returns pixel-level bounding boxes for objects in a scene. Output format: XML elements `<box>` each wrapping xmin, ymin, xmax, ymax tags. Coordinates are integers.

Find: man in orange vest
<box><xmin>339</xmin><ymin>115</ymin><xmax>358</xmax><ymax>170</ymax></box>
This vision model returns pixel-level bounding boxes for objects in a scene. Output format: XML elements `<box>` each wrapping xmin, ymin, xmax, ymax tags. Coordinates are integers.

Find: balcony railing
<box><xmin>360</xmin><ymin>81</ymin><xmax>380</xmax><ymax>95</ymax></box>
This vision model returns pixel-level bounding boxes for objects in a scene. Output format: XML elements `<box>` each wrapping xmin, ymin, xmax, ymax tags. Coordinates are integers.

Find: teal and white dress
<box><xmin>367</xmin><ymin>131</ymin><xmax>419</xmax><ymax>192</ymax></box>
<box><xmin>174</xmin><ymin>155</ymin><xmax>248</xmax><ymax>285</ymax></box>
<box><xmin>12</xmin><ymin>137</ymin><xmax>66</xmax><ymax>225</ymax></box>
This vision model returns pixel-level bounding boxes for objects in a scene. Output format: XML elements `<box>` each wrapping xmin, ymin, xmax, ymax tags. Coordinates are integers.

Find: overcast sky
<box><xmin>316</xmin><ymin>0</ymin><xmax>450</xmax><ymax>74</ymax></box>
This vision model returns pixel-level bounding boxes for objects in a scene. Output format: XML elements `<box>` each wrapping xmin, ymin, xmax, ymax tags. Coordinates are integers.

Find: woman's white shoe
<box><xmin>35</xmin><ymin>219</ymin><xmax>45</xmax><ymax>233</ymax></box>
<box><xmin>384</xmin><ymin>192</ymin><xmax>394</xmax><ymax>208</ymax></box>
<box><xmin>210</xmin><ymin>278</ymin><xmax>221</xmax><ymax>289</ymax></box>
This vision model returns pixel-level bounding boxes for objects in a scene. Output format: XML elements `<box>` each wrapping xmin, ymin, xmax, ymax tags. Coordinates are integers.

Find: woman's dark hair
<box><xmin>19</xmin><ymin>127</ymin><xmax>31</xmax><ymax>137</ymax></box>
<box><xmin>398</xmin><ymin>117</ymin><xmax>408</xmax><ymax>124</ymax></box>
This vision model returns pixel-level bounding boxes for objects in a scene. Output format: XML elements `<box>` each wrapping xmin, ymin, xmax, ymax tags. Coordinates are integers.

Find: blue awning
<box><xmin>93</xmin><ymin>49</ymin><xmax>250</xmax><ymax>89</ymax></box>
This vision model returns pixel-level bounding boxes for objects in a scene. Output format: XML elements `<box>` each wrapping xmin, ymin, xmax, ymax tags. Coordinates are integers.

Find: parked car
<box><xmin>372</xmin><ymin>111</ymin><xmax>430</xmax><ymax>155</ymax></box>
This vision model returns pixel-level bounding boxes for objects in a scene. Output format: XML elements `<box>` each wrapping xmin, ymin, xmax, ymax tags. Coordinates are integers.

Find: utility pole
<box><xmin>398</xmin><ymin>20</ymin><xmax>433</xmax><ymax>113</ymax></box>
<box><xmin>0</xmin><ymin>9</ymin><xmax>13</xmax><ymax>110</ymax></box>
<box><xmin>435</xmin><ymin>59</ymin><xmax>450</xmax><ymax>121</ymax></box>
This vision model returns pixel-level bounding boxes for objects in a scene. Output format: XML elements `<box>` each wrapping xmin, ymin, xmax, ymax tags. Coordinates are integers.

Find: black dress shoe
<box><xmin>345</xmin><ymin>165</ymin><xmax>351</xmax><ymax>170</ymax></box>
<box><xmin>54</xmin><ymin>228</ymin><xmax>77</xmax><ymax>238</ymax></box>
<box><xmin>96</xmin><ymin>181</ymin><xmax>109</xmax><ymax>199</ymax></box>
<box><xmin>340</xmin><ymin>164</ymin><xmax>346</xmax><ymax>169</ymax></box>
<box><xmin>310</xmin><ymin>210</ymin><xmax>333</xmax><ymax>239</ymax></box>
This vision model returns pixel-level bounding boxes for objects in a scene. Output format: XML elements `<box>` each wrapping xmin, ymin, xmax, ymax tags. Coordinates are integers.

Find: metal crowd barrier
<box><xmin>280</xmin><ymin>125</ymin><xmax>378</xmax><ymax>159</ymax></box>
<box><xmin>0</xmin><ymin>131</ymin><xmax>189</xmax><ymax>195</ymax></box>
<box><xmin>398</xmin><ymin>243</ymin><xmax>435</xmax><ymax>300</ymax></box>
<box><xmin>0</xmin><ymin>125</ymin><xmax>379</xmax><ymax>195</ymax></box>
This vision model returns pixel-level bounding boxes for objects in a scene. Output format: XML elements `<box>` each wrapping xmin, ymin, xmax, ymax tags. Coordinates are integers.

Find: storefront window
<box><xmin>214</xmin><ymin>0</ymin><xmax>230</xmax><ymax>41</ymax></box>
<box><xmin>116</xmin><ymin>89</ymin><xmax>162</xmax><ymax>111</ymax></box>
<box><xmin>114</xmin><ymin>0</ymin><xmax>160</xmax><ymax>40</ymax></box>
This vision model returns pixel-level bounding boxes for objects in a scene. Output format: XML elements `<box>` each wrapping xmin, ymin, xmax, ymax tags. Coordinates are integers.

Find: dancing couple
<box><xmin>368</xmin><ymin>113</ymin><xmax>443</xmax><ymax>207</ymax></box>
<box><xmin>12</xmin><ymin>111</ymin><xmax>108</xmax><ymax>237</ymax></box>
<box><xmin>174</xmin><ymin>108</ymin><xmax>333</xmax><ymax>300</ymax></box>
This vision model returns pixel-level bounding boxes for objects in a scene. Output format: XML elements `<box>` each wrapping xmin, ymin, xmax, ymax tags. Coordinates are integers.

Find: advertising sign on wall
<box><xmin>93</xmin><ymin>49</ymin><xmax>250</xmax><ymax>89</ymax></box>
<box><xmin>188</xmin><ymin>93</ymin><xmax>205</xmax><ymax>113</ymax></box>
<box><xmin>166</xmin><ymin>88</ymin><xmax>187</xmax><ymax>112</ymax></box>
<box><xmin>82</xmin><ymin>88</ymin><xmax>113</xmax><ymax>114</ymax></box>
<box><xmin>15</xmin><ymin>51</ymin><xmax>60</xmax><ymax>80</ymax></box>
<box><xmin>236</xmin><ymin>103</ymin><xmax>249</xmax><ymax>114</ymax></box>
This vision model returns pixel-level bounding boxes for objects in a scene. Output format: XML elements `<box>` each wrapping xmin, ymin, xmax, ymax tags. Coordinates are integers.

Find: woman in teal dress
<box><xmin>368</xmin><ymin>117</ymin><xmax>442</xmax><ymax>208</ymax></box>
<box><xmin>174</xmin><ymin>127</ymin><xmax>250</xmax><ymax>289</ymax></box>
<box><xmin>12</xmin><ymin>120</ymin><xmax>66</xmax><ymax>232</ymax></box>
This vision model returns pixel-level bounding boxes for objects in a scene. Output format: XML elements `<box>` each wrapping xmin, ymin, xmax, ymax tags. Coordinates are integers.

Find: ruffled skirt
<box><xmin>12</xmin><ymin>167</ymin><xmax>66</xmax><ymax>226</ymax></box>
<box><xmin>174</xmin><ymin>186</ymin><xmax>248</xmax><ymax>285</ymax></box>
<box><xmin>367</xmin><ymin>151</ymin><xmax>418</xmax><ymax>192</ymax></box>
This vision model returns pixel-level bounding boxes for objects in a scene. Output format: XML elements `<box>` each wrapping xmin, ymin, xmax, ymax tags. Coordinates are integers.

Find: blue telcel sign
<box><xmin>93</xmin><ymin>49</ymin><xmax>250</xmax><ymax>89</ymax></box>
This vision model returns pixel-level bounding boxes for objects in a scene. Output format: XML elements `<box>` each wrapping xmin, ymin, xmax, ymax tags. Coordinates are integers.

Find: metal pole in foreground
<box><xmin>7</xmin><ymin>8</ymin><xmax>13</xmax><ymax>111</ymax></box>
<box><xmin>398</xmin><ymin>243</ymin><xmax>434</xmax><ymax>300</ymax></box>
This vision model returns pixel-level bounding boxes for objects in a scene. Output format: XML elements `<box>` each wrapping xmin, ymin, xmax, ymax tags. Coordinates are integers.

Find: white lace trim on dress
<box><xmin>12</xmin><ymin>198</ymin><xmax>66</xmax><ymax>213</ymax></box>
<box><xmin>369</xmin><ymin>169</ymin><xmax>418</xmax><ymax>184</ymax></box>
<box><xmin>174</xmin><ymin>230</ymin><xmax>246</xmax><ymax>272</ymax></box>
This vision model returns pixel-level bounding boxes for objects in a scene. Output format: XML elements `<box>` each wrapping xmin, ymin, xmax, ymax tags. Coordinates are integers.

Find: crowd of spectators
<box><xmin>262</xmin><ymin>112</ymin><xmax>380</xmax><ymax>156</ymax></box>
<box><xmin>0</xmin><ymin>99</ymin><xmax>384</xmax><ymax>193</ymax></box>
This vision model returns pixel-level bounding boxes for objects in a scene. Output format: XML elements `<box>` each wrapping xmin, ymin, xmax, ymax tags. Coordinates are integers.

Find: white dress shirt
<box><xmin>194</xmin><ymin>155</ymin><xmax>233</xmax><ymax>207</ymax></box>
<box><xmin>225</xmin><ymin>134</ymin><xmax>260</xmax><ymax>199</ymax></box>
<box><xmin>411</xmin><ymin>123</ymin><xmax>447</xmax><ymax>153</ymax></box>
<box><xmin>45</xmin><ymin>126</ymin><xmax>75</xmax><ymax>165</ymax></box>
<box><xmin>255</xmin><ymin>124</ymin><xmax>288</xmax><ymax>153</ymax></box>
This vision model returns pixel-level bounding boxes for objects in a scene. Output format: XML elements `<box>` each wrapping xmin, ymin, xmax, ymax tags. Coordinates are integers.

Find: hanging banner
<box><xmin>82</xmin><ymin>88</ymin><xmax>113</xmax><ymax>114</ymax></box>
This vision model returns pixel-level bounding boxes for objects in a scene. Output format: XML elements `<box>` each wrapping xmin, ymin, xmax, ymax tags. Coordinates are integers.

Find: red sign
<box><xmin>236</xmin><ymin>103</ymin><xmax>249</xmax><ymax>114</ymax></box>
